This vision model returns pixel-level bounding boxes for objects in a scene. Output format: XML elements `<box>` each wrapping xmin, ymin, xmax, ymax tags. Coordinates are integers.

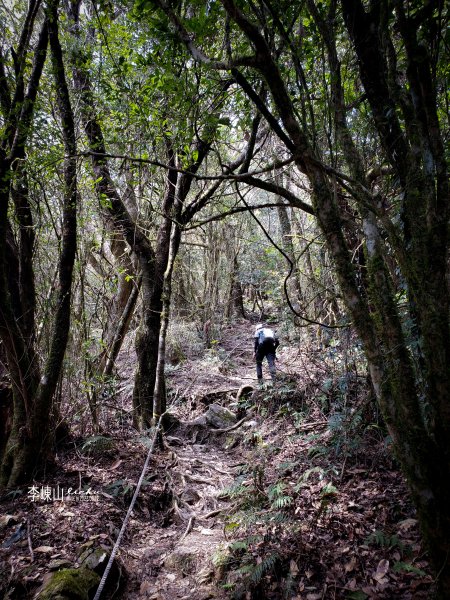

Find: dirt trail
<box><xmin>122</xmin><ymin>432</ymin><xmax>241</xmax><ymax>599</ymax></box>
<box><xmin>0</xmin><ymin>320</ymin><xmax>433</xmax><ymax>599</ymax></box>
<box><xmin>121</xmin><ymin>322</ymin><xmax>260</xmax><ymax>599</ymax></box>
<box><xmin>119</xmin><ymin>319</ymin><xmax>309</xmax><ymax>599</ymax></box>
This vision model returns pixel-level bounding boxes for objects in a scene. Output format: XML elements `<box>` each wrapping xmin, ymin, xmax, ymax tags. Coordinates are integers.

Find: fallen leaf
<box><xmin>34</xmin><ymin>546</ymin><xmax>55</xmax><ymax>553</ymax></box>
<box><xmin>398</xmin><ymin>518</ymin><xmax>418</xmax><ymax>530</ymax></box>
<box><xmin>290</xmin><ymin>560</ymin><xmax>299</xmax><ymax>576</ymax></box>
<box><xmin>140</xmin><ymin>580</ymin><xmax>155</xmax><ymax>594</ymax></box>
<box><xmin>200</xmin><ymin>528</ymin><xmax>215</xmax><ymax>536</ymax></box>
<box><xmin>345</xmin><ymin>556</ymin><xmax>358</xmax><ymax>572</ymax></box>
<box><xmin>166</xmin><ymin>573</ymin><xmax>176</xmax><ymax>582</ymax></box>
<box><xmin>110</xmin><ymin>459</ymin><xmax>123</xmax><ymax>470</ymax></box>
<box><xmin>373</xmin><ymin>559</ymin><xmax>389</xmax><ymax>582</ymax></box>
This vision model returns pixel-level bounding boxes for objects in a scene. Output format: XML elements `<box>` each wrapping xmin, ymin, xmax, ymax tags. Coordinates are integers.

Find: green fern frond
<box><xmin>271</xmin><ymin>495</ymin><xmax>293</xmax><ymax>509</ymax></box>
<box><xmin>249</xmin><ymin>552</ymin><xmax>279</xmax><ymax>584</ymax></box>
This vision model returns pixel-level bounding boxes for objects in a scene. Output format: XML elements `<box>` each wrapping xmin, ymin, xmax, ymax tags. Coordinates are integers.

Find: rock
<box><xmin>1</xmin><ymin>523</ymin><xmax>26</xmax><ymax>548</ymax></box>
<box><xmin>204</xmin><ymin>404</ymin><xmax>236</xmax><ymax>429</ymax></box>
<box><xmin>181</xmin><ymin>486</ymin><xmax>201</xmax><ymax>505</ymax></box>
<box><xmin>161</xmin><ymin>412</ymin><xmax>181</xmax><ymax>432</ymax></box>
<box><xmin>34</xmin><ymin>568</ymin><xmax>100</xmax><ymax>600</ymax></box>
<box><xmin>0</xmin><ymin>514</ymin><xmax>19</xmax><ymax>529</ymax></box>
<box><xmin>80</xmin><ymin>435</ymin><xmax>115</xmax><ymax>455</ymax></box>
<box><xmin>77</xmin><ymin>546</ymin><xmax>123</xmax><ymax>593</ymax></box>
<box><xmin>78</xmin><ymin>547</ymin><xmax>108</xmax><ymax>574</ymax></box>
<box><xmin>164</xmin><ymin>548</ymin><xmax>196</xmax><ymax>575</ymax></box>
<box><xmin>48</xmin><ymin>559</ymin><xmax>73</xmax><ymax>571</ymax></box>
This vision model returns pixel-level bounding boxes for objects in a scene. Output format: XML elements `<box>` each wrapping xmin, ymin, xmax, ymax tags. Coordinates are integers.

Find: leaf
<box><xmin>35</xmin><ymin>545</ymin><xmax>55</xmax><ymax>553</ymax></box>
<box><xmin>289</xmin><ymin>559</ymin><xmax>299</xmax><ymax>576</ymax></box>
<box><xmin>398</xmin><ymin>518</ymin><xmax>418</xmax><ymax>530</ymax></box>
<box><xmin>373</xmin><ymin>558</ymin><xmax>389</xmax><ymax>581</ymax></box>
<box><xmin>344</xmin><ymin>556</ymin><xmax>358</xmax><ymax>572</ymax></box>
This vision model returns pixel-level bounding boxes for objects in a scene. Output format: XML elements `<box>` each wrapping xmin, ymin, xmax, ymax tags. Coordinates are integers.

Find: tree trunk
<box><xmin>153</xmin><ymin>225</ymin><xmax>182</xmax><ymax>419</ymax></box>
<box><xmin>1</xmin><ymin>3</ymin><xmax>78</xmax><ymax>487</ymax></box>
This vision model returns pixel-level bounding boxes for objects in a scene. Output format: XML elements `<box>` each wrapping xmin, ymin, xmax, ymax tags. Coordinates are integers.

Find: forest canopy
<box><xmin>0</xmin><ymin>0</ymin><xmax>449</xmax><ymax>596</ymax></box>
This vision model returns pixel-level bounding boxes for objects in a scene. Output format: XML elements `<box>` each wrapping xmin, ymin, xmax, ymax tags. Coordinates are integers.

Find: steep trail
<box><xmin>122</xmin><ymin>439</ymin><xmax>238</xmax><ymax>599</ymax></box>
<box><xmin>120</xmin><ymin>321</ymin><xmax>263</xmax><ymax>599</ymax></box>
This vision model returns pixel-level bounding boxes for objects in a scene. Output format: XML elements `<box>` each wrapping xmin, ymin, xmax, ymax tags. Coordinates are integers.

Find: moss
<box><xmin>78</xmin><ymin>547</ymin><xmax>108</xmax><ymax>574</ymax></box>
<box><xmin>35</xmin><ymin>568</ymin><xmax>100</xmax><ymax>600</ymax></box>
<box><xmin>80</xmin><ymin>436</ymin><xmax>115</xmax><ymax>455</ymax></box>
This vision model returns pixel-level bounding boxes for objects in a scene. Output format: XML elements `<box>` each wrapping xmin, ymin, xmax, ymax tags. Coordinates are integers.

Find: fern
<box><xmin>271</xmin><ymin>495</ymin><xmax>293</xmax><ymax>509</ymax></box>
<box><xmin>249</xmin><ymin>552</ymin><xmax>279</xmax><ymax>584</ymax></box>
<box><xmin>218</xmin><ymin>475</ymin><xmax>247</xmax><ymax>499</ymax></box>
<box><xmin>393</xmin><ymin>561</ymin><xmax>427</xmax><ymax>576</ymax></box>
<box><xmin>294</xmin><ymin>466</ymin><xmax>325</xmax><ymax>491</ymax></box>
<box><xmin>366</xmin><ymin>530</ymin><xmax>408</xmax><ymax>555</ymax></box>
<box><xmin>267</xmin><ymin>481</ymin><xmax>285</xmax><ymax>500</ymax></box>
<box><xmin>229</xmin><ymin>541</ymin><xmax>249</xmax><ymax>552</ymax></box>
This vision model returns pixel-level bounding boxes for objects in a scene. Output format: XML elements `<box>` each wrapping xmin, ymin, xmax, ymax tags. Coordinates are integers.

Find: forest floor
<box><xmin>0</xmin><ymin>319</ymin><xmax>435</xmax><ymax>599</ymax></box>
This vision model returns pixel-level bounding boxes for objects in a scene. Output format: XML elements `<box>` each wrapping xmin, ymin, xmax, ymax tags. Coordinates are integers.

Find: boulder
<box><xmin>164</xmin><ymin>547</ymin><xmax>196</xmax><ymax>575</ymax></box>
<box><xmin>78</xmin><ymin>547</ymin><xmax>108</xmax><ymax>574</ymax></box>
<box><xmin>34</xmin><ymin>568</ymin><xmax>100</xmax><ymax>600</ymax></box>
<box><xmin>204</xmin><ymin>404</ymin><xmax>236</xmax><ymax>429</ymax></box>
<box><xmin>78</xmin><ymin>546</ymin><xmax>123</xmax><ymax>592</ymax></box>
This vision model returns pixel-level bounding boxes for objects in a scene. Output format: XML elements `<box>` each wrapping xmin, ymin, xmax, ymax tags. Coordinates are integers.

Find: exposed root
<box><xmin>179</xmin><ymin>515</ymin><xmax>195</xmax><ymax>543</ymax></box>
<box><xmin>185</xmin><ymin>473</ymin><xmax>217</xmax><ymax>486</ymax></box>
<box><xmin>214</xmin><ymin>415</ymin><xmax>250</xmax><ymax>433</ymax></box>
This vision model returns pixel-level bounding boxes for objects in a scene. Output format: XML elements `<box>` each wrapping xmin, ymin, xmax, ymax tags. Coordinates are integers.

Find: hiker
<box><xmin>254</xmin><ymin>323</ymin><xmax>279</xmax><ymax>384</ymax></box>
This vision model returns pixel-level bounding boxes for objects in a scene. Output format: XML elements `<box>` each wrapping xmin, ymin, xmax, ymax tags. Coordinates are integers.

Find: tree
<box><xmin>146</xmin><ymin>0</ymin><xmax>449</xmax><ymax>592</ymax></box>
<box><xmin>0</xmin><ymin>0</ymin><xmax>78</xmax><ymax>487</ymax></box>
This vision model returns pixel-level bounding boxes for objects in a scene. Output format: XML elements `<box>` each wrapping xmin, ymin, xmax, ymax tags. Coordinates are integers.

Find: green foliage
<box><xmin>346</xmin><ymin>592</ymin><xmax>368</xmax><ymax>600</ymax></box>
<box><xmin>365</xmin><ymin>530</ymin><xmax>408</xmax><ymax>556</ymax></box>
<box><xmin>392</xmin><ymin>561</ymin><xmax>427</xmax><ymax>577</ymax></box>
<box><xmin>267</xmin><ymin>482</ymin><xmax>293</xmax><ymax>509</ymax></box>
<box><xmin>104</xmin><ymin>479</ymin><xmax>133</xmax><ymax>498</ymax></box>
<box><xmin>80</xmin><ymin>435</ymin><xmax>114</xmax><ymax>454</ymax></box>
<box><xmin>248</xmin><ymin>551</ymin><xmax>279</xmax><ymax>585</ymax></box>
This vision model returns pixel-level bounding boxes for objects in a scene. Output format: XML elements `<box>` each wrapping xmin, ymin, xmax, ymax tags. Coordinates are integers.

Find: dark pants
<box><xmin>256</xmin><ymin>349</ymin><xmax>276</xmax><ymax>380</ymax></box>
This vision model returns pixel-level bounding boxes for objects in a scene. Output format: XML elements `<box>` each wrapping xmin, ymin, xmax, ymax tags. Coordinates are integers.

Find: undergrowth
<box><xmin>215</xmin><ymin>365</ymin><xmax>420</xmax><ymax>599</ymax></box>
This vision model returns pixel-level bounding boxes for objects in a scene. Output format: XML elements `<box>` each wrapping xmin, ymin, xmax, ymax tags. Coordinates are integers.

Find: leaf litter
<box><xmin>0</xmin><ymin>320</ymin><xmax>434</xmax><ymax>598</ymax></box>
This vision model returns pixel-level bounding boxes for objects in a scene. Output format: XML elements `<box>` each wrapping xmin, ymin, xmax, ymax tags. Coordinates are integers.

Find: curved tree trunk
<box><xmin>1</xmin><ymin>1</ymin><xmax>78</xmax><ymax>487</ymax></box>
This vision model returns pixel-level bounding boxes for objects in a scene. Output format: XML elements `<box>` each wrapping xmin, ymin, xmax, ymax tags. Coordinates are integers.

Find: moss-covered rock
<box><xmin>164</xmin><ymin>548</ymin><xmax>196</xmax><ymax>575</ymax></box>
<box><xmin>204</xmin><ymin>404</ymin><xmax>236</xmax><ymax>429</ymax></box>
<box><xmin>80</xmin><ymin>435</ymin><xmax>115</xmax><ymax>455</ymax></box>
<box><xmin>34</xmin><ymin>568</ymin><xmax>100</xmax><ymax>600</ymax></box>
<box><xmin>78</xmin><ymin>547</ymin><xmax>108</xmax><ymax>574</ymax></box>
<box><xmin>77</xmin><ymin>546</ymin><xmax>123</xmax><ymax>594</ymax></box>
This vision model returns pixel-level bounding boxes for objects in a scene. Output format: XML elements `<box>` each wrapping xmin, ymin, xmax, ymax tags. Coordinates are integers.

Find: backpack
<box><xmin>257</xmin><ymin>328</ymin><xmax>275</xmax><ymax>344</ymax></box>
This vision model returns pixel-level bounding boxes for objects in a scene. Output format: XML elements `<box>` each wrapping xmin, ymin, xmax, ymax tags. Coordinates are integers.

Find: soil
<box><xmin>0</xmin><ymin>319</ymin><xmax>434</xmax><ymax>599</ymax></box>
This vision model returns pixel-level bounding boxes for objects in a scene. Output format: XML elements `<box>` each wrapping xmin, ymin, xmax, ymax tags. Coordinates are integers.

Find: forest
<box><xmin>0</xmin><ymin>0</ymin><xmax>448</xmax><ymax>598</ymax></box>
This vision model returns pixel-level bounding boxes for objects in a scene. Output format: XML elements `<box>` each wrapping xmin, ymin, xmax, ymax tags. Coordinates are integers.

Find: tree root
<box><xmin>214</xmin><ymin>415</ymin><xmax>251</xmax><ymax>433</ymax></box>
<box><xmin>179</xmin><ymin>515</ymin><xmax>195</xmax><ymax>543</ymax></box>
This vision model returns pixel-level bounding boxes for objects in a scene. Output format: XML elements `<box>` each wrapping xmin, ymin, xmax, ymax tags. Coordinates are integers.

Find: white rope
<box><xmin>93</xmin><ymin>414</ymin><xmax>164</xmax><ymax>600</ymax></box>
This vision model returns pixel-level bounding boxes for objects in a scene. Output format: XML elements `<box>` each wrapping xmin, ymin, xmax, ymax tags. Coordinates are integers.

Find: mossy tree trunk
<box><xmin>0</xmin><ymin>0</ymin><xmax>78</xmax><ymax>488</ymax></box>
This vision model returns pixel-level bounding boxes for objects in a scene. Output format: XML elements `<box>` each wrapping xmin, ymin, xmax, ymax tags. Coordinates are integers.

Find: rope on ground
<box><xmin>93</xmin><ymin>413</ymin><xmax>165</xmax><ymax>600</ymax></box>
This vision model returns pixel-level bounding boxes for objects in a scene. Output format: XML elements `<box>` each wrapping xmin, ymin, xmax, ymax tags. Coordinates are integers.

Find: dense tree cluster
<box><xmin>0</xmin><ymin>0</ymin><xmax>448</xmax><ymax>594</ymax></box>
